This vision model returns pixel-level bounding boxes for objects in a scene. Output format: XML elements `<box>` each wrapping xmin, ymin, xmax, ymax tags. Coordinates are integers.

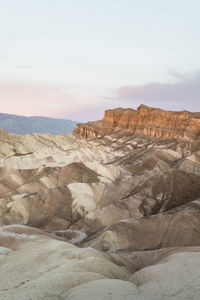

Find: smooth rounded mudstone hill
<box><xmin>0</xmin><ymin>225</ymin><xmax>130</xmax><ymax>300</ymax></box>
<box><xmin>65</xmin><ymin>279</ymin><xmax>139</xmax><ymax>300</ymax></box>
<box><xmin>0</xmin><ymin>225</ymin><xmax>200</xmax><ymax>299</ymax></box>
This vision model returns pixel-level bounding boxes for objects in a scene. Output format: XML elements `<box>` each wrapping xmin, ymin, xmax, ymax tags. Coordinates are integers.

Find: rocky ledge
<box><xmin>73</xmin><ymin>105</ymin><xmax>200</xmax><ymax>141</ymax></box>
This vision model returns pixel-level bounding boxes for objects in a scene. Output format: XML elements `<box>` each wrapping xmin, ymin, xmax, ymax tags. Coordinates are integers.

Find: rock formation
<box><xmin>1</xmin><ymin>105</ymin><xmax>200</xmax><ymax>299</ymax></box>
<box><xmin>1</xmin><ymin>225</ymin><xmax>200</xmax><ymax>299</ymax></box>
<box><xmin>74</xmin><ymin>105</ymin><xmax>200</xmax><ymax>141</ymax></box>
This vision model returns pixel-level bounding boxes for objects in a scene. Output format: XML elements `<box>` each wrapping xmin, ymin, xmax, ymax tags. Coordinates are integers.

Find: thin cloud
<box><xmin>0</xmin><ymin>80</ymin><xmax>78</xmax><ymax>118</ymax></box>
<box><xmin>111</xmin><ymin>70</ymin><xmax>200</xmax><ymax>112</ymax></box>
<box><xmin>0</xmin><ymin>80</ymin><xmax>106</xmax><ymax>121</ymax></box>
<box><xmin>16</xmin><ymin>65</ymin><xmax>34</xmax><ymax>70</ymax></box>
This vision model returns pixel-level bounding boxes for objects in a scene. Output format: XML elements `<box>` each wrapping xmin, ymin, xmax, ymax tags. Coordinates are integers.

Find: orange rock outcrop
<box><xmin>73</xmin><ymin>105</ymin><xmax>200</xmax><ymax>140</ymax></box>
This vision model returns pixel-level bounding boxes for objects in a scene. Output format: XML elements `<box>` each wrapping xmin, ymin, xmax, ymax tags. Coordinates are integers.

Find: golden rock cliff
<box><xmin>73</xmin><ymin>105</ymin><xmax>200</xmax><ymax>140</ymax></box>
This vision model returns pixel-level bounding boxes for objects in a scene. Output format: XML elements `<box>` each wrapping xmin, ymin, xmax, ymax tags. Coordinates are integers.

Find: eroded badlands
<box><xmin>0</xmin><ymin>105</ymin><xmax>200</xmax><ymax>299</ymax></box>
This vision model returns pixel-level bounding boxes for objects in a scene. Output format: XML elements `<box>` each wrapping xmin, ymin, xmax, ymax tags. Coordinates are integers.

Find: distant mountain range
<box><xmin>0</xmin><ymin>112</ymin><xmax>77</xmax><ymax>135</ymax></box>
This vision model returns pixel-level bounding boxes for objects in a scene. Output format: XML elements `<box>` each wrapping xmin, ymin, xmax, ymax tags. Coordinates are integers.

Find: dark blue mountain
<box><xmin>0</xmin><ymin>113</ymin><xmax>77</xmax><ymax>135</ymax></box>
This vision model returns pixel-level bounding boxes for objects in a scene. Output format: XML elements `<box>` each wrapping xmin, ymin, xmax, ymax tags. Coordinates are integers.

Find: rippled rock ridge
<box><xmin>0</xmin><ymin>105</ymin><xmax>200</xmax><ymax>299</ymax></box>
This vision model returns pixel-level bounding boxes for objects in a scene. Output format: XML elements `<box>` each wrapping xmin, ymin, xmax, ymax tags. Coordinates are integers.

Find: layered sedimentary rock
<box><xmin>1</xmin><ymin>105</ymin><xmax>200</xmax><ymax>299</ymax></box>
<box><xmin>74</xmin><ymin>105</ymin><xmax>200</xmax><ymax>140</ymax></box>
<box><xmin>1</xmin><ymin>126</ymin><xmax>200</xmax><ymax>242</ymax></box>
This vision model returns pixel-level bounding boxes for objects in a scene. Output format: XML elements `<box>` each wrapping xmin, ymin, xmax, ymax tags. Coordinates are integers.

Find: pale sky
<box><xmin>0</xmin><ymin>0</ymin><xmax>199</xmax><ymax>121</ymax></box>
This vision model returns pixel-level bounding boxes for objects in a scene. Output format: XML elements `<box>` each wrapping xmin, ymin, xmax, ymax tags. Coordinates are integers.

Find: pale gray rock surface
<box><xmin>0</xmin><ymin>225</ymin><xmax>200</xmax><ymax>299</ymax></box>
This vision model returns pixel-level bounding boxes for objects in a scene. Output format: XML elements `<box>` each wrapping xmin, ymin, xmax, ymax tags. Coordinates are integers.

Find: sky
<box><xmin>0</xmin><ymin>0</ymin><xmax>199</xmax><ymax>121</ymax></box>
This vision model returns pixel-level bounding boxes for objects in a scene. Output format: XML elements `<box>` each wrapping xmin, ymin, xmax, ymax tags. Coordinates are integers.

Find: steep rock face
<box><xmin>74</xmin><ymin>105</ymin><xmax>200</xmax><ymax>141</ymax></box>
